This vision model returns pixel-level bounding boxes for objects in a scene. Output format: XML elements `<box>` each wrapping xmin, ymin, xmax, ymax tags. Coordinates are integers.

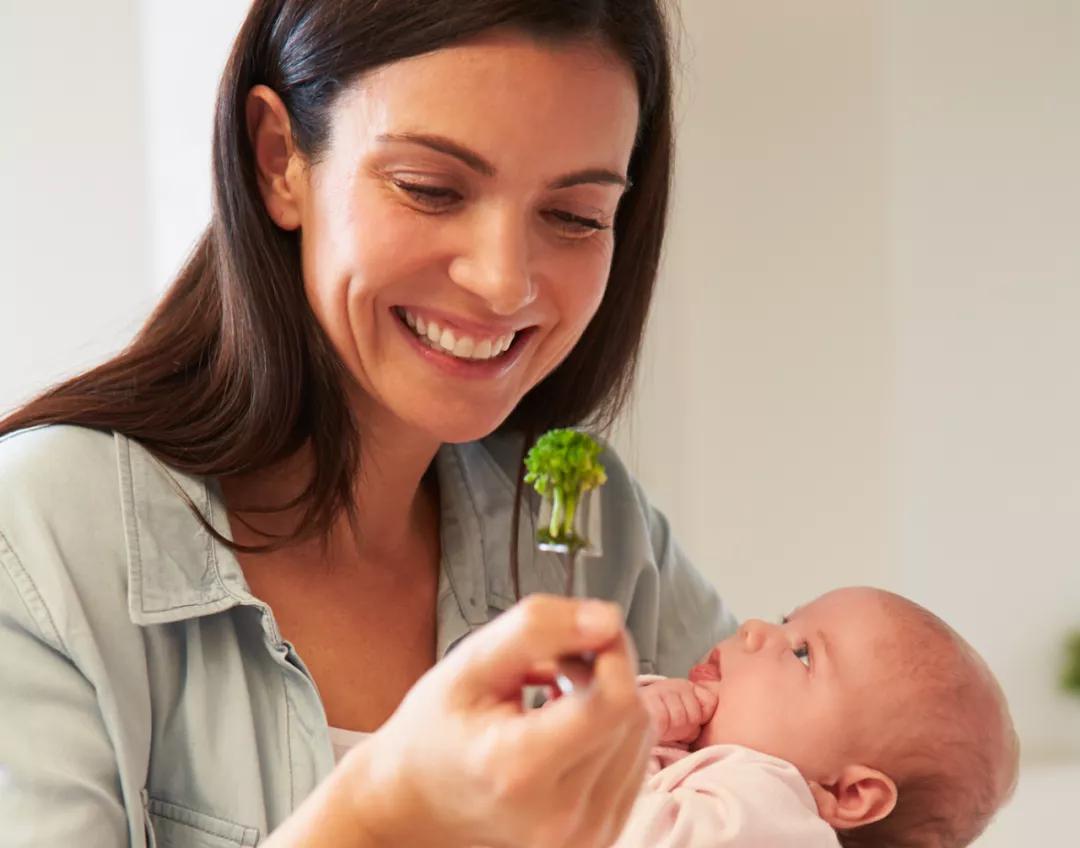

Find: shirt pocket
<box><xmin>145</xmin><ymin>795</ymin><xmax>260</xmax><ymax>848</ymax></box>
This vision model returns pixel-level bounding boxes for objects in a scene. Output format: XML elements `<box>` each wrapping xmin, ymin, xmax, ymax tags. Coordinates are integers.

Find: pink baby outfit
<box><xmin>611</xmin><ymin>744</ymin><xmax>842</xmax><ymax>847</ymax></box>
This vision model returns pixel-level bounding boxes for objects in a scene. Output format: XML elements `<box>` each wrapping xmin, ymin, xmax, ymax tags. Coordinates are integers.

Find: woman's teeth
<box><xmin>399</xmin><ymin>308</ymin><xmax>515</xmax><ymax>361</ymax></box>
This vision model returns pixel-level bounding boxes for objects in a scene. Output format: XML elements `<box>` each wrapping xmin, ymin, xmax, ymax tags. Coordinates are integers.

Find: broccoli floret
<box><xmin>524</xmin><ymin>428</ymin><xmax>607</xmax><ymax>548</ymax></box>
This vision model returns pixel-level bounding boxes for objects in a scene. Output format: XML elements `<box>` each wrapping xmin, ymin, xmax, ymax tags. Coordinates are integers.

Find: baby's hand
<box><xmin>640</xmin><ymin>678</ymin><xmax>718</xmax><ymax>745</ymax></box>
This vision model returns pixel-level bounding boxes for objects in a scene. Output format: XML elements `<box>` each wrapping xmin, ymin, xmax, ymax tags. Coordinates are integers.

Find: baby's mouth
<box><xmin>688</xmin><ymin>648</ymin><xmax>722</xmax><ymax>683</ymax></box>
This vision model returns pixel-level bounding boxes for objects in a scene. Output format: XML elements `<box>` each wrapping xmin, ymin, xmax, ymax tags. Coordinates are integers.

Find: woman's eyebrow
<box><xmin>375</xmin><ymin>131</ymin><xmax>629</xmax><ymax>190</ymax></box>
<box><xmin>550</xmin><ymin>168</ymin><xmax>630</xmax><ymax>190</ymax></box>
<box><xmin>377</xmin><ymin>132</ymin><xmax>495</xmax><ymax>176</ymax></box>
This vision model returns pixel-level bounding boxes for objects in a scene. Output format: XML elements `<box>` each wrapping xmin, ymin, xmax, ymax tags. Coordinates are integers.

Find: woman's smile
<box><xmin>391</xmin><ymin>305</ymin><xmax>536</xmax><ymax>379</ymax></box>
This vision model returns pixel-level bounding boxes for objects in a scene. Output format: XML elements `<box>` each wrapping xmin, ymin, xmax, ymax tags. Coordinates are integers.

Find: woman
<box><xmin>0</xmin><ymin>1</ymin><xmax>735</xmax><ymax>846</ymax></box>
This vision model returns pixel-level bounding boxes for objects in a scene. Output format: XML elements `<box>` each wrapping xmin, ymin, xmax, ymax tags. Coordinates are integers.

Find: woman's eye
<box><xmin>545</xmin><ymin>209</ymin><xmax>610</xmax><ymax>237</ymax></box>
<box><xmin>793</xmin><ymin>643</ymin><xmax>811</xmax><ymax>668</ymax></box>
<box><xmin>393</xmin><ymin>180</ymin><xmax>461</xmax><ymax>210</ymax></box>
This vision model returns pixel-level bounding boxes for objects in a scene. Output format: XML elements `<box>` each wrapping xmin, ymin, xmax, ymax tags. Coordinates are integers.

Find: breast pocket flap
<box><xmin>147</xmin><ymin>796</ymin><xmax>260</xmax><ymax>847</ymax></box>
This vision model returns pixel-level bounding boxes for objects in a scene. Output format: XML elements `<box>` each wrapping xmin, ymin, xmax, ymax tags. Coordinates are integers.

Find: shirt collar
<box><xmin>117</xmin><ymin>432</ymin><xmax>561</xmax><ymax>636</ymax></box>
<box><xmin>118</xmin><ymin>432</ymin><xmax>252</xmax><ymax>625</ymax></box>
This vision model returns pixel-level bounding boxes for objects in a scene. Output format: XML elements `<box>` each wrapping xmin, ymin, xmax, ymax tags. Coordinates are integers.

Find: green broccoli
<box><xmin>524</xmin><ymin>428</ymin><xmax>607</xmax><ymax>549</ymax></box>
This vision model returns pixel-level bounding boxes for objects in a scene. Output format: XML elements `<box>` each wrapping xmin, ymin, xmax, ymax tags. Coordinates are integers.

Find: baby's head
<box><xmin>688</xmin><ymin>587</ymin><xmax>1018</xmax><ymax>847</ymax></box>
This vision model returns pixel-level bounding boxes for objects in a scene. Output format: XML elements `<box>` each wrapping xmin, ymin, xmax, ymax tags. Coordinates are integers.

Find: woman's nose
<box><xmin>447</xmin><ymin>210</ymin><xmax>537</xmax><ymax>316</ymax></box>
<box><xmin>737</xmin><ymin>619</ymin><xmax>779</xmax><ymax>654</ymax></box>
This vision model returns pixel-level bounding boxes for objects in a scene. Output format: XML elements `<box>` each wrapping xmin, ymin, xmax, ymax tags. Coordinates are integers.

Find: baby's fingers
<box><xmin>693</xmin><ymin>684</ymin><xmax>719</xmax><ymax>718</ymax></box>
<box><xmin>662</xmin><ymin>691</ymin><xmax>690</xmax><ymax>732</ymax></box>
<box><xmin>644</xmin><ymin>694</ymin><xmax>671</xmax><ymax>736</ymax></box>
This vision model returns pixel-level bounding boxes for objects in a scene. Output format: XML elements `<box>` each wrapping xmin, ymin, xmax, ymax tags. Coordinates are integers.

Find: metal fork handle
<box><xmin>555</xmin><ymin>546</ymin><xmax>596</xmax><ymax>694</ymax></box>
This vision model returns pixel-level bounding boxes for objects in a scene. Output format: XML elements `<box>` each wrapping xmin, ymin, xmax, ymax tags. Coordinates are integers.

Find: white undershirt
<box><xmin>328</xmin><ymin>725</ymin><xmax>370</xmax><ymax>764</ymax></box>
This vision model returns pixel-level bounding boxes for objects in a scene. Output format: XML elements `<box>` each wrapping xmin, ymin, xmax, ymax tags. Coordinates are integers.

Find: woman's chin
<box><xmin>397</xmin><ymin>402</ymin><xmax>517</xmax><ymax>446</ymax></box>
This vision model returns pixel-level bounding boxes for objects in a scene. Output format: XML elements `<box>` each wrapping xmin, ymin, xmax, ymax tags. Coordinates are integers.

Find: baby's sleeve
<box><xmin>611</xmin><ymin>747</ymin><xmax>842</xmax><ymax>848</ymax></box>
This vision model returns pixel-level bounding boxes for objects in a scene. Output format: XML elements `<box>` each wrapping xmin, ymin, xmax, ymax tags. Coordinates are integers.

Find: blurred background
<box><xmin>2</xmin><ymin>1</ymin><xmax>1077</xmax><ymax>844</ymax></box>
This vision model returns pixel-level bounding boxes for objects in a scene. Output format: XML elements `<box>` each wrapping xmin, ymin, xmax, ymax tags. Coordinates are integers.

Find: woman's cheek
<box><xmin>561</xmin><ymin>242</ymin><xmax>614</xmax><ymax>321</ymax></box>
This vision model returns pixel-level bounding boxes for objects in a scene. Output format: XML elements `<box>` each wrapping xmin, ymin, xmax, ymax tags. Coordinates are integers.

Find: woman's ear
<box><xmin>808</xmin><ymin>765</ymin><xmax>897</xmax><ymax>830</ymax></box>
<box><xmin>246</xmin><ymin>84</ymin><xmax>306</xmax><ymax>231</ymax></box>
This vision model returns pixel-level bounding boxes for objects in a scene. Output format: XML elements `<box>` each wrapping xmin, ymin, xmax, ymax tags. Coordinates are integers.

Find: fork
<box><xmin>536</xmin><ymin>488</ymin><xmax>603</xmax><ymax>694</ymax></box>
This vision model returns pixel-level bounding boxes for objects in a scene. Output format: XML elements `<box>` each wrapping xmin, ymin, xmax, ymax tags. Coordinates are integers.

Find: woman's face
<box><xmin>295</xmin><ymin>31</ymin><xmax>639</xmax><ymax>443</ymax></box>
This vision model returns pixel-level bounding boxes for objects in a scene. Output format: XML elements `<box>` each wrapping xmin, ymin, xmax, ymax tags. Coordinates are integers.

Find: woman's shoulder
<box><xmin>0</xmin><ymin>423</ymin><xmax>123</xmax><ymax>525</ymax></box>
<box><xmin>0</xmin><ymin>423</ymin><xmax>122</xmax><ymax>528</ymax></box>
<box><xmin>0</xmin><ymin>424</ymin><xmax>215</xmax><ymax>601</ymax></box>
<box><xmin>0</xmin><ymin>422</ymin><xmax>118</xmax><ymax>481</ymax></box>
<box><xmin>0</xmin><ymin>425</ymin><xmax>132</xmax><ymax>636</ymax></box>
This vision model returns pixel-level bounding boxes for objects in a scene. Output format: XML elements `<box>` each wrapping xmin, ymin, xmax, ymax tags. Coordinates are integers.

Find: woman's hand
<box><xmin>640</xmin><ymin>678</ymin><xmax>718</xmax><ymax>746</ymax></box>
<box><xmin>347</xmin><ymin>594</ymin><xmax>656</xmax><ymax>848</ymax></box>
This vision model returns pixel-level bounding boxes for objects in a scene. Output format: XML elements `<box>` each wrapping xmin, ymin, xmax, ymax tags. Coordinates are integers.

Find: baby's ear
<box><xmin>808</xmin><ymin>765</ymin><xmax>897</xmax><ymax>830</ymax></box>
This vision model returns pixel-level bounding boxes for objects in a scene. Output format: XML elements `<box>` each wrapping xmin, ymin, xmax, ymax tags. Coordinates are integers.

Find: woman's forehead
<box><xmin>329</xmin><ymin>30</ymin><xmax>640</xmax><ymax>175</ymax></box>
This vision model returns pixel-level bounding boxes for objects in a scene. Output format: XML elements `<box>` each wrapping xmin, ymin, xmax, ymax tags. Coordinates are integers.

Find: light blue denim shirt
<box><xmin>0</xmin><ymin>425</ymin><xmax>736</xmax><ymax>847</ymax></box>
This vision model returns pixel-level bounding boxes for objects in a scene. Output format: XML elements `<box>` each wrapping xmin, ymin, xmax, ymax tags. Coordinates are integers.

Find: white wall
<box><xmin>0</xmin><ymin>0</ymin><xmax>249</xmax><ymax>407</ymax></box>
<box><xmin>0</xmin><ymin>0</ymin><xmax>154</xmax><ymax>411</ymax></box>
<box><xmin>139</xmin><ymin>0</ymin><xmax>251</xmax><ymax>290</ymax></box>
<box><xmin>627</xmin><ymin>0</ymin><xmax>894</xmax><ymax>622</ymax></box>
<box><xmin>883</xmin><ymin>0</ymin><xmax>1080</xmax><ymax>764</ymax></box>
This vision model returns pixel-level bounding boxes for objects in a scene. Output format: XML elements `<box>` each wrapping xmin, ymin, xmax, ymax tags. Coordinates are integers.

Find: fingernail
<box><xmin>577</xmin><ymin>600</ymin><xmax>618</xmax><ymax>637</ymax></box>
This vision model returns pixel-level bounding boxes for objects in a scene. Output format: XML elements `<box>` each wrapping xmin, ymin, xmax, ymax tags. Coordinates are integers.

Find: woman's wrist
<box><xmin>337</xmin><ymin>740</ymin><xmax>411</xmax><ymax>847</ymax></box>
<box><xmin>258</xmin><ymin>739</ymin><xmax>420</xmax><ymax>848</ymax></box>
<box><xmin>338</xmin><ymin>733</ymin><xmax>464</xmax><ymax>848</ymax></box>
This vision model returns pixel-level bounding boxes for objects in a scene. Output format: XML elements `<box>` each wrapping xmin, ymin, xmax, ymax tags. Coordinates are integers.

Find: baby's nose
<box><xmin>737</xmin><ymin>619</ymin><xmax>782</xmax><ymax>654</ymax></box>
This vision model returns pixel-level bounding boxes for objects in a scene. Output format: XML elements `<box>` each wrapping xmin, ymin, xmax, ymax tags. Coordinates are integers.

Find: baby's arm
<box><xmin>611</xmin><ymin>748</ymin><xmax>843</xmax><ymax>848</ymax></box>
<box><xmin>639</xmin><ymin>677</ymin><xmax>718</xmax><ymax>746</ymax></box>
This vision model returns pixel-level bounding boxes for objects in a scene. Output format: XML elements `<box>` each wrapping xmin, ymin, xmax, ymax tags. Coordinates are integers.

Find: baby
<box><xmin>615</xmin><ymin>587</ymin><xmax>1019</xmax><ymax>848</ymax></box>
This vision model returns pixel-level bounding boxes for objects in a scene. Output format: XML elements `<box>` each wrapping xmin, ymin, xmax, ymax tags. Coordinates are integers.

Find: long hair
<box><xmin>0</xmin><ymin>0</ymin><xmax>675</xmax><ymax>555</ymax></box>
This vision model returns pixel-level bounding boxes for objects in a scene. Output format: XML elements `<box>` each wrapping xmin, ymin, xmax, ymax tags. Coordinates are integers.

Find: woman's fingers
<box><xmin>361</xmin><ymin>594</ymin><xmax>650</xmax><ymax>848</ymax></box>
<box><xmin>553</xmin><ymin>702</ymin><xmax>654</xmax><ymax>847</ymax></box>
<box><xmin>601</xmin><ymin>721</ymin><xmax>654</xmax><ymax>847</ymax></box>
<box><xmin>509</xmin><ymin>626</ymin><xmax>642</xmax><ymax>775</ymax></box>
<box><xmin>450</xmin><ymin>595</ymin><xmax>624</xmax><ymax>701</ymax></box>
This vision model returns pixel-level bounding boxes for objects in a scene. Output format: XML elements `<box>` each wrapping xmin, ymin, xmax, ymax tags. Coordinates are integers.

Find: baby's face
<box><xmin>689</xmin><ymin>587</ymin><xmax>903</xmax><ymax>781</ymax></box>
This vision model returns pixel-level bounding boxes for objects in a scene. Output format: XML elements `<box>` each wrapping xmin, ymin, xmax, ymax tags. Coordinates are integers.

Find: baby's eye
<box><xmin>793</xmin><ymin>643</ymin><xmax>811</xmax><ymax>668</ymax></box>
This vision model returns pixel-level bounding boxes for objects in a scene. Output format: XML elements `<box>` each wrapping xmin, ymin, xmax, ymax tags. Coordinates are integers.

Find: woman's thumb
<box><xmin>451</xmin><ymin>595</ymin><xmax>623</xmax><ymax>697</ymax></box>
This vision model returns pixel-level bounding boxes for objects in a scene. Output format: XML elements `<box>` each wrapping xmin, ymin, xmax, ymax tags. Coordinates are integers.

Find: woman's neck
<box><xmin>221</xmin><ymin>411</ymin><xmax>442</xmax><ymax>566</ymax></box>
<box><xmin>351</xmin><ymin>418</ymin><xmax>442</xmax><ymax>560</ymax></box>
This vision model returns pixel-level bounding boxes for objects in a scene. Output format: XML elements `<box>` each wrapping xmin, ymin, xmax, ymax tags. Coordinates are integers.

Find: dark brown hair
<box><xmin>0</xmin><ymin>0</ymin><xmax>675</xmax><ymax>554</ymax></box>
